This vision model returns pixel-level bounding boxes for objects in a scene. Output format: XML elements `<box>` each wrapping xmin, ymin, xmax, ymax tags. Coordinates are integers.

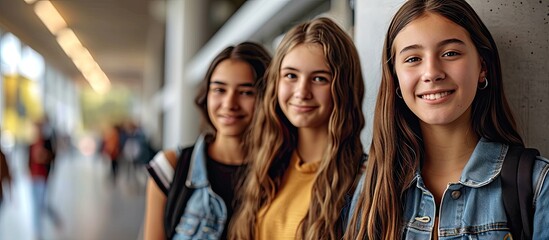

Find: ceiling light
<box><xmin>56</xmin><ymin>29</ymin><xmax>84</xmax><ymax>58</ymax></box>
<box><xmin>34</xmin><ymin>1</ymin><xmax>67</xmax><ymax>35</ymax></box>
<box><xmin>30</xmin><ymin>0</ymin><xmax>111</xmax><ymax>93</ymax></box>
<box><xmin>73</xmin><ymin>51</ymin><xmax>97</xmax><ymax>72</ymax></box>
<box><xmin>85</xmin><ymin>70</ymin><xmax>111</xmax><ymax>94</ymax></box>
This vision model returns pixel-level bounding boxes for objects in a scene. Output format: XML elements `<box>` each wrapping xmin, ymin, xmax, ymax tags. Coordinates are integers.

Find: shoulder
<box><xmin>534</xmin><ymin>154</ymin><xmax>549</xmax><ymax>165</ymax></box>
<box><xmin>349</xmin><ymin>173</ymin><xmax>367</xmax><ymax>211</ymax></box>
<box><xmin>172</xmin><ymin>145</ymin><xmax>196</xmax><ymax>174</ymax></box>
<box><xmin>180</xmin><ymin>145</ymin><xmax>195</xmax><ymax>155</ymax></box>
<box><xmin>533</xmin><ymin>155</ymin><xmax>549</xmax><ymax>200</ymax></box>
<box><xmin>533</xmin><ymin>154</ymin><xmax>549</xmax><ymax>181</ymax></box>
<box><xmin>533</xmin><ymin>155</ymin><xmax>549</xmax><ymax>237</ymax></box>
<box><xmin>149</xmin><ymin>150</ymin><xmax>175</xmax><ymax>169</ymax></box>
<box><xmin>163</xmin><ymin>150</ymin><xmax>178</xmax><ymax>168</ymax></box>
<box><xmin>345</xmin><ymin>171</ymin><xmax>367</xmax><ymax>228</ymax></box>
<box><xmin>534</xmin><ymin>155</ymin><xmax>549</xmax><ymax>165</ymax></box>
<box><xmin>147</xmin><ymin>150</ymin><xmax>178</xmax><ymax>194</ymax></box>
<box><xmin>154</xmin><ymin>145</ymin><xmax>195</xmax><ymax>169</ymax></box>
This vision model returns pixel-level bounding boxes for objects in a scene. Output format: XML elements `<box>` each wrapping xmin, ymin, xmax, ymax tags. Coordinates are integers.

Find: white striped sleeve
<box><xmin>146</xmin><ymin>151</ymin><xmax>175</xmax><ymax>194</ymax></box>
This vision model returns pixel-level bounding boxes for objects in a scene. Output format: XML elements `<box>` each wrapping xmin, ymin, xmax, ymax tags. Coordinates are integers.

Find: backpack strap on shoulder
<box><xmin>501</xmin><ymin>145</ymin><xmax>539</xmax><ymax>240</ymax></box>
<box><xmin>164</xmin><ymin>146</ymin><xmax>194</xmax><ymax>239</ymax></box>
<box><xmin>517</xmin><ymin>148</ymin><xmax>539</xmax><ymax>239</ymax></box>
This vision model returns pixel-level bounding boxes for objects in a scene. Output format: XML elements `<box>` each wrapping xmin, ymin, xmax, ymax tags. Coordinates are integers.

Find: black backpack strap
<box><xmin>164</xmin><ymin>146</ymin><xmax>194</xmax><ymax>239</ymax></box>
<box><xmin>501</xmin><ymin>145</ymin><xmax>521</xmax><ymax>239</ymax></box>
<box><xmin>501</xmin><ymin>145</ymin><xmax>539</xmax><ymax>240</ymax></box>
<box><xmin>517</xmin><ymin>148</ymin><xmax>539</xmax><ymax>239</ymax></box>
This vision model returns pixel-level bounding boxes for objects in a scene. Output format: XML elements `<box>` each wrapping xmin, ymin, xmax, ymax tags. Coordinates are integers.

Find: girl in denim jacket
<box><xmin>143</xmin><ymin>42</ymin><xmax>271</xmax><ymax>240</ymax></box>
<box><xmin>345</xmin><ymin>0</ymin><xmax>549</xmax><ymax>239</ymax></box>
<box><xmin>229</xmin><ymin>17</ymin><xmax>365</xmax><ymax>240</ymax></box>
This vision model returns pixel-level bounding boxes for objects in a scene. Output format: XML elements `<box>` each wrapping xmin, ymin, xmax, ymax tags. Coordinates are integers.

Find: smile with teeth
<box><xmin>419</xmin><ymin>90</ymin><xmax>453</xmax><ymax>100</ymax></box>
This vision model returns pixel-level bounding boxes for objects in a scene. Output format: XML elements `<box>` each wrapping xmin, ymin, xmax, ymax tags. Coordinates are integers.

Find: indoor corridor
<box><xmin>0</xmin><ymin>144</ymin><xmax>147</xmax><ymax>240</ymax></box>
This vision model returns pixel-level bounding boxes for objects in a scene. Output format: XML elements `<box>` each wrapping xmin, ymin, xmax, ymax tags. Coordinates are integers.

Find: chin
<box><xmin>217</xmin><ymin>130</ymin><xmax>245</xmax><ymax>137</ymax></box>
<box><xmin>421</xmin><ymin>117</ymin><xmax>459</xmax><ymax>126</ymax></box>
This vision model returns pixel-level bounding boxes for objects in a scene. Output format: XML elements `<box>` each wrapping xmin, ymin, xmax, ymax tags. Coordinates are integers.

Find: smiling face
<box><xmin>207</xmin><ymin>59</ymin><xmax>257</xmax><ymax>137</ymax></box>
<box><xmin>393</xmin><ymin>13</ymin><xmax>486</xmax><ymax>127</ymax></box>
<box><xmin>277</xmin><ymin>43</ymin><xmax>333</xmax><ymax>130</ymax></box>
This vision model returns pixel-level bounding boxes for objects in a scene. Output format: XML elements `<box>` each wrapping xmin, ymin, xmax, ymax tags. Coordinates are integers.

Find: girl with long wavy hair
<box><xmin>229</xmin><ymin>17</ymin><xmax>365</xmax><ymax>240</ymax></box>
<box><xmin>344</xmin><ymin>0</ymin><xmax>549</xmax><ymax>239</ymax></box>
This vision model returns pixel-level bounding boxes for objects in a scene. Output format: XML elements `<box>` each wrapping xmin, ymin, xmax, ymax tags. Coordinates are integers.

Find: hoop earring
<box><xmin>478</xmin><ymin>77</ymin><xmax>488</xmax><ymax>90</ymax></box>
<box><xmin>396</xmin><ymin>87</ymin><xmax>403</xmax><ymax>99</ymax></box>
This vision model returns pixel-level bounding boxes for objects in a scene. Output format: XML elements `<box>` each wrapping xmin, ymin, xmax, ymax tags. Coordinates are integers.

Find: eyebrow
<box><xmin>210</xmin><ymin>81</ymin><xmax>254</xmax><ymax>87</ymax></box>
<box><xmin>398</xmin><ymin>38</ymin><xmax>466</xmax><ymax>55</ymax></box>
<box><xmin>281</xmin><ymin>66</ymin><xmax>332</xmax><ymax>75</ymax></box>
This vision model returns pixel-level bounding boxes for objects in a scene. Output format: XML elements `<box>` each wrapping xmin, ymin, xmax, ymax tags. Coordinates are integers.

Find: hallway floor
<box><xmin>0</xmin><ymin>146</ymin><xmax>147</xmax><ymax>240</ymax></box>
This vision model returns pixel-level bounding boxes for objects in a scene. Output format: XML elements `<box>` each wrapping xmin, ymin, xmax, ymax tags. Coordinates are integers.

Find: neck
<box><xmin>420</xmin><ymin>119</ymin><xmax>478</xmax><ymax>176</ymax></box>
<box><xmin>208</xmin><ymin>135</ymin><xmax>245</xmax><ymax>165</ymax></box>
<box><xmin>297</xmin><ymin>127</ymin><xmax>328</xmax><ymax>163</ymax></box>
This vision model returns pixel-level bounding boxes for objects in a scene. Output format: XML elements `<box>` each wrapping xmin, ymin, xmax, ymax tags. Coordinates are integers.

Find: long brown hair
<box><xmin>345</xmin><ymin>0</ymin><xmax>523</xmax><ymax>239</ymax></box>
<box><xmin>230</xmin><ymin>17</ymin><xmax>365</xmax><ymax>240</ymax></box>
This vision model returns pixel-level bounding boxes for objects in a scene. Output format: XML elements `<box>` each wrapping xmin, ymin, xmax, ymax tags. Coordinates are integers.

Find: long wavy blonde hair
<box><xmin>344</xmin><ymin>0</ymin><xmax>524</xmax><ymax>239</ymax></box>
<box><xmin>229</xmin><ymin>17</ymin><xmax>365</xmax><ymax>240</ymax></box>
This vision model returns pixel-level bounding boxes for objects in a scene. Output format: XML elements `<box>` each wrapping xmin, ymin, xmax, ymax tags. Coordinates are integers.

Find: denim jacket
<box><xmin>173</xmin><ymin>135</ymin><xmax>227</xmax><ymax>240</ymax></box>
<box><xmin>348</xmin><ymin>138</ymin><xmax>549</xmax><ymax>239</ymax></box>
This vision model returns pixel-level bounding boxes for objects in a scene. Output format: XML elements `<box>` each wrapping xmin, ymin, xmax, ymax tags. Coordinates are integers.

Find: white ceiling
<box><xmin>0</xmin><ymin>0</ymin><xmax>166</xmax><ymax>90</ymax></box>
<box><xmin>0</xmin><ymin>0</ymin><xmax>323</xmax><ymax>92</ymax></box>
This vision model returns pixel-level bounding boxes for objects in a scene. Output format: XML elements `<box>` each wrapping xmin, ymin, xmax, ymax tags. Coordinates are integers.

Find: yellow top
<box><xmin>256</xmin><ymin>151</ymin><xmax>320</xmax><ymax>240</ymax></box>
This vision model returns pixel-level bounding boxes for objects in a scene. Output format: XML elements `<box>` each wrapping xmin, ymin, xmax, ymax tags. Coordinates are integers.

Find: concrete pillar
<box><xmin>354</xmin><ymin>0</ymin><xmax>548</xmax><ymax>151</ymax></box>
<box><xmin>162</xmin><ymin>0</ymin><xmax>207</xmax><ymax>149</ymax></box>
<box><xmin>328</xmin><ymin>0</ymin><xmax>353</xmax><ymax>30</ymax></box>
<box><xmin>141</xmin><ymin>1</ymin><xmax>165</xmax><ymax>150</ymax></box>
<box><xmin>354</xmin><ymin>0</ymin><xmax>402</xmax><ymax>151</ymax></box>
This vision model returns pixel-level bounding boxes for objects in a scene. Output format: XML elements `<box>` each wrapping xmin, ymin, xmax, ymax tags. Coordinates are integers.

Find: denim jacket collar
<box><xmin>185</xmin><ymin>134</ymin><xmax>210</xmax><ymax>188</ymax></box>
<box><xmin>413</xmin><ymin>138</ymin><xmax>508</xmax><ymax>189</ymax></box>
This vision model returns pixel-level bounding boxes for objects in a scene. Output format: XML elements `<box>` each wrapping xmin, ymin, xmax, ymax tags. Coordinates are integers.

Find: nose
<box><xmin>421</xmin><ymin>57</ymin><xmax>445</xmax><ymax>82</ymax></box>
<box><xmin>294</xmin><ymin>78</ymin><xmax>312</xmax><ymax>99</ymax></box>
<box><xmin>222</xmin><ymin>90</ymin><xmax>240</xmax><ymax>110</ymax></box>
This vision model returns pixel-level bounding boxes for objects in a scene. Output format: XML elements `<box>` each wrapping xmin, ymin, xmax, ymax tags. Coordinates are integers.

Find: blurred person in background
<box><xmin>120</xmin><ymin>120</ymin><xmax>156</xmax><ymax>185</ymax></box>
<box><xmin>28</xmin><ymin>117</ymin><xmax>61</xmax><ymax>238</ymax></box>
<box><xmin>143</xmin><ymin>42</ymin><xmax>271</xmax><ymax>240</ymax></box>
<box><xmin>101</xmin><ymin>124</ymin><xmax>122</xmax><ymax>183</ymax></box>
<box><xmin>0</xmin><ymin>140</ymin><xmax>12</xmax><ymax>207</ymax></box>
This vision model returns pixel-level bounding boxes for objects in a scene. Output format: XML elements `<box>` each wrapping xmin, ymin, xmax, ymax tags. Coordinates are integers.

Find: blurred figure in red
<box><xmin>0</xmin><ymin>143</ymin><xmax>12</xmax><ymax>207</ymax></box>
<box><xmin>28</xmin><ymin>118</ymin><xmax>60</xmax><ymax>239</ymax></box>
<box><xmin>101</xmin><ymin>124</ymin><xmax>121</xmax><ymax>183</ymax></box>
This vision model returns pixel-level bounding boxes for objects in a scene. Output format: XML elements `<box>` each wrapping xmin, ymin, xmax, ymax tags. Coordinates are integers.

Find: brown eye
<box><xmin>405</xmin><ymin>57</ymin><xmax>421</xmax><ymax>63</ymax></box>
<box><xmin>210</xmin><ymin>88</ymin><xmax>225</xmax><ymax>93</ymax></box>
<box><xmin>442</xmin><ymin>51</ymin><xmax>460</xmax><ymax>57</ymax></box>
<box><xmin>312</xmin><ymin>76</ymin><xmax>329</xmax><ymax>83</ymax></box>
<box><xmin>284</xmin><ymin>73</ymin><xmax>297</xmax><ymax>79</ymax></box>
<box><xmin>240</xmin><ymin>90</ymin><xmax>255</xmax><ymax>96</ymax></box>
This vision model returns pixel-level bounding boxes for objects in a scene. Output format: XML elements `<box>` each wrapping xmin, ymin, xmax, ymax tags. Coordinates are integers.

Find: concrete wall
<box><xmin>355</xmin><ymin>0</ymin><xmax>549</xmax><ymax>152</ymax></box>
<box><xmin>471</xmin><ymin>0</ymin><xmax>549</xmax><ymax>151</ymax></box>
